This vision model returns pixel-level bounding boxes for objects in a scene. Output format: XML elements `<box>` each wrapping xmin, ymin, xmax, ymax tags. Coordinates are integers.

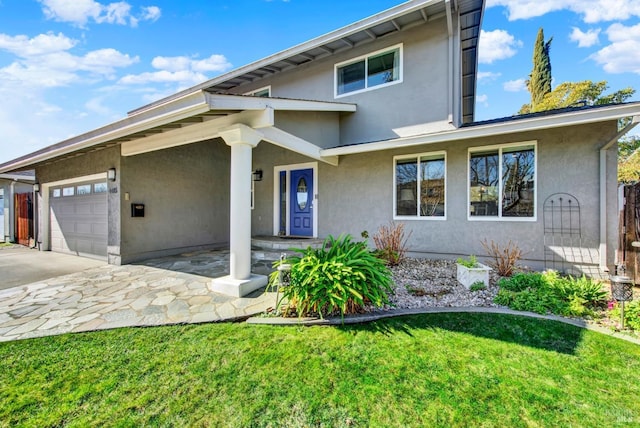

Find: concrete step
<box><xmin>251</xmin><ymin>236</ymin><xmax>324</xmax><ymax>252</ymax></box>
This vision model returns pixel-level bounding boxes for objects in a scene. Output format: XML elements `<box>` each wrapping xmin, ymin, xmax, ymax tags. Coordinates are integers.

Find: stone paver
<box><xmin>0</xmin><ymin>250</ymin><xmax>276</xmax><ymax>342</ymax></box>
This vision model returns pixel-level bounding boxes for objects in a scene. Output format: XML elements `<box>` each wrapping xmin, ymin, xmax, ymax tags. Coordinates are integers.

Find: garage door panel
<box><xmin>50</xmin><ymin>180</ymin><xmax>107</xmax><ymax>259</ymax></box>
<box><xmin>75</xmin><ymin>203</ymin><xmax>93</xmax><ymax>215</ymax></box>
<box><xmin>76</xmin><ymin>222</ymin><xmax>92</xmax><ymax>234</ymax></box>
<box><xmin>93</xmin><ymin>202</ymin><xmax>107</xmax><ymax>213</ymax></box>
<box><xmin>93</xmin><ymin>223</ymin><xmax>108</xmax><ymax>235</ymax></box>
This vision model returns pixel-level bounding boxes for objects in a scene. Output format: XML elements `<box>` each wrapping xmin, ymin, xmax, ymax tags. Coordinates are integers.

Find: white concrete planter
<box><xmin>456</xmin><ymin>262</ymin><xmax>491</xmax><ymax>289</ymax></box>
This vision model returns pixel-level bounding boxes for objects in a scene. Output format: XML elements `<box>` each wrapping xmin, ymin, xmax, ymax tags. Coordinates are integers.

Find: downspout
<box><xmin>599</xmin><ymin>115</ymin><xmax>640</xmax><ymax>271</ymax></box>
<box><xmin>445</xmin><ymin>0</ymin><xmax>454</xmax><ymax>125</ymax></box>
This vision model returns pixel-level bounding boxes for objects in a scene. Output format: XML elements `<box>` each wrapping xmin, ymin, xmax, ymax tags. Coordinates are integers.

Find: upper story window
<box><xmin>335</xmin><ymin>44</ymin><xmax>402</xmax><ymax>98</ymax></box>
<box><xmin>244</xmin><ymin>86</ymin><xmax>271</xmax><ymax>97</ymax></box>
<box><xmin>468</xmin><ymin>142</ymin><xmax>536</xmax><ymax>221</ymax></box>
<box><xmin>394</xmin><ymin>151</ymin><xmax>446</xmax><ymax>220</ymax></box>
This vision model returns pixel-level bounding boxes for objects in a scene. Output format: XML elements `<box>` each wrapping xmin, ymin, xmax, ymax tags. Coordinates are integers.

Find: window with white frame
<box><xmin>395</xmin><ymin>152</ymin><xmax>446</xmax><ymax>218</ymax></box>
<box><xmin>468</xmin><ymin>142</ymin><xmax>536</xmax><ymax>219</ymax></box>
<box><xmin>335</xmin><ymin>44</ymin><xmax>402</xmax><ymax>97</ymax></box>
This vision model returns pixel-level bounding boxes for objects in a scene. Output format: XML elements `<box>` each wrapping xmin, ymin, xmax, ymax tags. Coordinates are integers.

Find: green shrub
<box><xmin>269</xmin><ymin>234</ymin><xmax>394</xmax><ymax>318</ymax></box>
<box><xmin>494</xmin><ymin>271</ymin><xmax>606</xmax><ymax>316</ymax></box>
<box><xmin>469</xmin><ymin>281</ymin><xmax>486</xmax><ymax>292</ymax></box>
<box><xmin>498</xmin><ymin>272</ymin><xmax>547</xmax><ymax>292</ymax></box>
<box><xmin>610</xmin><ymin>300</ymin><xmax>640</xmax><ymax>331</ymax></box>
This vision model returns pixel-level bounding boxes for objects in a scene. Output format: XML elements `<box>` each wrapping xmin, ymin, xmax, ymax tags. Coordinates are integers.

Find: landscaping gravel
<box><xmin>387</xmin><ymin>258</ymin><xmax>502</xmax><ymax>309</ymax></box>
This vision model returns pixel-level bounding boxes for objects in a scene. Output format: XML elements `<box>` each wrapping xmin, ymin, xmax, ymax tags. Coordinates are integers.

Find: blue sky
<box><xmin>1</xmin><ymin>0</ymin><xmax>639</xmax><ymax>164</ymax></box>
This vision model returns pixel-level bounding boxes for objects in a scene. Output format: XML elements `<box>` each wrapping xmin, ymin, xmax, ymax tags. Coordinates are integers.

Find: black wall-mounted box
<box><xmin>131</xmin><ymin>203</ymin><xmax>145</xmax><ymax>217</ymax></box>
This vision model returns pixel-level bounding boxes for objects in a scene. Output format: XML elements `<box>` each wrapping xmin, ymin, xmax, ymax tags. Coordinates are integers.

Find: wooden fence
<box><xmin>620</xmin><ymin>182</ymin><xmax>640</xmax><ymax>284</ymax></box>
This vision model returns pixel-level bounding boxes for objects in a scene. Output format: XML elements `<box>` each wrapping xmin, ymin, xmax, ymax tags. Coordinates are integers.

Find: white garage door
<box><xmin>50</xmin><ymin>181</ymin><xmax>108</xmax><ymax>259</ymax></box>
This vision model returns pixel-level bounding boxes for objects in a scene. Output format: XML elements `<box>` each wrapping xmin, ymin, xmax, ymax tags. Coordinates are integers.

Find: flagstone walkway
<box><xmin>0</xmin><ymin>257</ymin><xmax>276</xmax><ymax>342</ymax></box>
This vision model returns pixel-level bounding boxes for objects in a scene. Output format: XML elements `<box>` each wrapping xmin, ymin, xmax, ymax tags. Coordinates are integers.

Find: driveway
<box><xmin>0</xmin><ymin>246</ymin><xmax>105</xmax><ymax>290</ymax></box>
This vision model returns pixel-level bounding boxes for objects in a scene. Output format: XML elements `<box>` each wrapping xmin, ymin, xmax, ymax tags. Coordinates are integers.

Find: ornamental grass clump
<box><xmin>372</xmin><ymin>222</ymin><xmax>411</xmax><ymax>266</ymax></box>
<box><xmin>269</xmin><ymin>234</ymin><xmax>393</xmax><ymax>318</ymax></box>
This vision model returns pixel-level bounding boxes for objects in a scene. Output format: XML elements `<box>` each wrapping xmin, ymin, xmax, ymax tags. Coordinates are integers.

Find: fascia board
<box><xmin>322</xmin><ymin>104</ymin><xmax>640</xmax><ymax>156</ymax></box>
<box><xmin>206</xmin><ymin>94</ymin><xmax>357</xmax><ymax>112</ymax></box>
<box><xmin>121</xmin><ymin>109</ymin><xmax>274</xmax><ymax>157</ymax></box>
<box><xmin>261</xmin><ymin>127</ymin><xmax>339</xmax><ymax>166</ymax></box>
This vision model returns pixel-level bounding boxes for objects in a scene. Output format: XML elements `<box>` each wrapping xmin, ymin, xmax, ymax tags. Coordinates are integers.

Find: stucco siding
<box><xmin>233</xmin><ymin>19</ymin><xmax>450</xmax><ymax>147</ymax></box>
<box><xmin>252</xmin><ymin>121</ymin><xmax>619</xmax><ymax>275</ymax></box>
<box><xmin>119</xmin><ymin>139</ymin><xmax>230</xmax><ymax>263</ymax></box>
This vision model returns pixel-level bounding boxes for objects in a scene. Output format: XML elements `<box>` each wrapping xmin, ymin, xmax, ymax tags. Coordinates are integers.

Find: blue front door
<box><xmin>290</xmin><ymin>168</ymin><xmax>313</xmax><ymax>237</ymax></box>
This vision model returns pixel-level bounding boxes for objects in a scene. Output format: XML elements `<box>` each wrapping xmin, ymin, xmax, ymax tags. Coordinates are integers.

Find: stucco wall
<box><xmin>233</xmin><ymin>19</ymin><xmax>450</xmax><ymax>146</ymax></box>
<box><xmin>251</xmin><ymin>121</ymin><xmax>619</xmax><ymax>275</ymax></box>
<box><xmin>119</xmin><ymin>139</ymin><xmax>230</xmax><ymax>263</ymax></box>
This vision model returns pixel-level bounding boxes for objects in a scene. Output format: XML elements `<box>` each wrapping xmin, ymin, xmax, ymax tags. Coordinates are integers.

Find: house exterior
<box><xmin>0</xmin><ymin>172</ymin><xmax>35</xmax><ymax>244</ymax></box>
<box><xmin>1</xmin><ymin>0</ymin><xmax>639</xmax><ymax>296</ymax></box>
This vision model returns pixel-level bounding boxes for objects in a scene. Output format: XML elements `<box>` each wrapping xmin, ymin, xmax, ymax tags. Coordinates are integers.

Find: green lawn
<box><xmin>1</xmin><ymin>313</ymin><xmax>639</xmax><ymax>427</ymax></box>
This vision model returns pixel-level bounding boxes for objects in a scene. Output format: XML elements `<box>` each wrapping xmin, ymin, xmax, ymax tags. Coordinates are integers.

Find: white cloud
<box><xmin>476</xmin><ymin>94</ymin><xmax>489</xmax><ymax>107</ymax></box>
<box><xmin>504</xmin><ymin>78</ymin><xmax>527</xmax><ymax>92</ymax></box>
<box><xmin>0</xmin><ymin>32</ymin><xmax>138</xmax><ymax>87</ymax></box>
<box><xmin>570</xmin><ymin>27</ymin><xmax>601</xmax><ymax>47</ymax></box>
<box><xmin>478</xmin><ymin>29</ymin><xmax>522</xmax><ymax>64</ymax></box>
<box><xmin>38</xmin><ymin>0</ymin><xmax>161</xmax><ymax>27</ymax></box>
<box><xmin>141</xmin><ymin>6</ymin><xmax>161</xmax><ymax>22</ymax></box>
<box><xmin>487</xmin><ymin>0</ymin><xmax>640</xmax><ymax>23</ymax></box>
<box><xmin>121</xmin><ymin>54</ymin><xmax>233</xmax><ymax>86</ymax></box>
<box><xmin>477</xmin><ymin>71</ymin><xmax>502</xmax><ymax>82</ymax></box>
<box><xmin>0</xmin><ymin>32</ymin><xmax>75</xmax><ymax>56</ymax></box>
<box><xmin>590</xmin><ymin>23</ymin><xmax>640</xmax><ymax>73</ymax></box>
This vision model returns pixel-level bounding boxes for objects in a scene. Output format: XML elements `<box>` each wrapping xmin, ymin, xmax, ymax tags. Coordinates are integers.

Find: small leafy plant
<box><xmin>457</xmin><ymin>255</ymin><xmax>479</xmax><ymax>269</ymax></box>
<box><xmin>269</xmin><ymin>234</ymin><xmax>394</xmax><ymax>318</ymax></box>
<box><xmin>469</xmin><ymin>281</ymin><xmax>486</xmax><ymax>292</ymax></box>
<box><xmin>610</xmin><ymin>300</ymin><xmax>640</xmax><ymax>331</ymax></box>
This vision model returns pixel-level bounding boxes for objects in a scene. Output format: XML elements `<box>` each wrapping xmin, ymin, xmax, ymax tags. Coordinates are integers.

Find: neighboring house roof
<box><xmin>131</xmin><ymin>0</ymin><xmax>483</xmax><ymax>124</ymax></box>
<box><xmin>322</xmin><ymin>102</ymin><xmax>640</xmax><ymax>156</ymax></box>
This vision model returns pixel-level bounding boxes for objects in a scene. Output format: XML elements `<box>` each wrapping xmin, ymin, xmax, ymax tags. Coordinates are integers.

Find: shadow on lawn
<box><xmin>340</xmin><ymin>312</ymin><xmax>585</xmax><ymax>355</ymax></box>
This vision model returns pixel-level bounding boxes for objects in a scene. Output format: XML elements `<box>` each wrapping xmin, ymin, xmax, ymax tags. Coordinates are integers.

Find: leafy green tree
<box><xmin>520</xmin><ymin>80</ymin><xmax>635</xmax><ymax>114</ymax></box>
<box><xmin>526</xmin><ymin>28</ymin><xmax>552</xmax><ymax>112</ymax></box>
<box><xmin>619</xmin><ymin>135</ymin><xmax>640</xmax><ymax>183</ymax></box>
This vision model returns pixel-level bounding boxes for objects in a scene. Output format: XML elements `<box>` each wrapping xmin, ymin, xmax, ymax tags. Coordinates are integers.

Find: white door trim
<box><xmin>272</xmin><ymin>162</ymin><xmax>318</xmax><ymax>237</ymax></box>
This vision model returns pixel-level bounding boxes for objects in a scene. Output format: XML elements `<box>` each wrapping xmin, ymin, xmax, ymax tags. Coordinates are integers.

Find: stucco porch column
<box><xmin>211</xmin><ymin>124</ymin><xmax>268</xmax><ymax>297</ymax></box>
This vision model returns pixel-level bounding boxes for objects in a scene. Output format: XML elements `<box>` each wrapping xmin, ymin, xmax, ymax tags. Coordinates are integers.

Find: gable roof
<box><xmin>0</xmin><ymin>0</ymin><xmax>484</xmax><ymax>173</ymax></box>
<box><xmin>130</xmin><ymin>0</ymin><xmax>484</xmax><ymax>124</ymax></box>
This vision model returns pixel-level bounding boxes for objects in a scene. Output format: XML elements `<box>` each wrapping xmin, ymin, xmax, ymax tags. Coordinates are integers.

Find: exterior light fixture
<box><xmin>33</xmin><ymin>183</ymin><xmax>40</xmax><ymax>193</ymax></box>
<box><xmin>252</xmin><ymin>169</ymin><xmax>263</xmax><ymax>182</ymax></box>
<box><xmin>107</xmin><ymin>168</ymin><xmax>116</xmax><ymax>182</ymax></box>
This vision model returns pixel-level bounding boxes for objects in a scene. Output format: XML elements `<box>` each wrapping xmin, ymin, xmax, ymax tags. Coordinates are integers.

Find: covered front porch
<box><xmin>116</xmin><ymin>92</ymin><xmax>353</xmax><ymax>297</ymax></box>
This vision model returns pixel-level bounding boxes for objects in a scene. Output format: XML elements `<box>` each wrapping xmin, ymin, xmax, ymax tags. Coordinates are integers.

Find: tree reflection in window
<box><xmin>395</xmin><ymin>154</ymin><xmax>445</xmax><ymax>217</ymax></box>
<box><xmin>469</xmin><ymin>144</ymin><xmax>535</xmax><ymax>218</ymax></box>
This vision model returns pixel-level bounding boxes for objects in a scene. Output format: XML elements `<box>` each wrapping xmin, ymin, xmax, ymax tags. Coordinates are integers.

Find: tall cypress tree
<box><xmin>528</xmin><ymin>28</ymin><xmax>552</xmax><ymax>111</ymax></box>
